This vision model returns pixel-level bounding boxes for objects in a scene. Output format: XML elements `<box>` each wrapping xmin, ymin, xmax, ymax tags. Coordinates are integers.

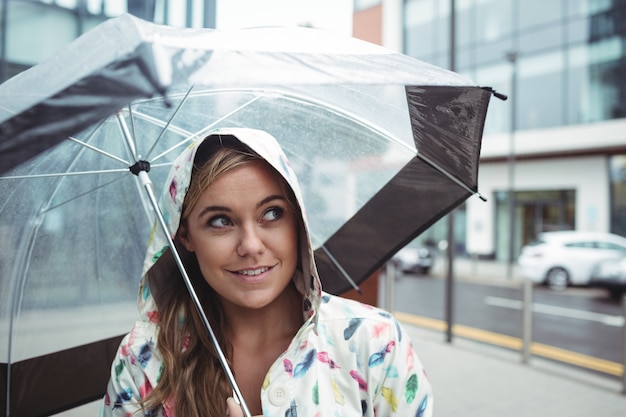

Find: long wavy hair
<box><xmin>141</xmin><ymin>143</ymin><xmax>299</xmax><ymax>417</ymax></box>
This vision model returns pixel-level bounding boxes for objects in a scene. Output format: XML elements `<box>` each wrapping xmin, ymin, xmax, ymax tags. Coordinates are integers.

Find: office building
<box><xmin>355</xmin><ymin>0</ymin><xmax>626</xmax><ymax>260</ymax></box>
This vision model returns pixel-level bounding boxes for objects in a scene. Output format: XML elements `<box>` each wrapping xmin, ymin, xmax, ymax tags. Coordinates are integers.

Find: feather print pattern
<box><xmin>406</xmin><ymin>344</ymin><xmax>415</xmax><ymax>372</ymax></box>
<box><xmin>349</xmin><ymin>370</ymin><xmax>368</xmax><ymax>391</ymax></box>
<box><xmin>368</xmin><ymin>341</ymin><xmax>395</xmax><ymax>367</ymax></box>
<box><xmin>293</xmin><ymin>349</ymin><xmax>316</xmax><ymax>378</ymax></box>
<box><xmin>381</xmin><ymin>386</ymin><xmax>399</xmax><ymax>412</ymax></box>
<box><xmin>405</xmin><ymin>373</ymin><xmax>418</xmax><ymax>404</ymax></box>
<box><xmin>137</xmin><ymin>343</ymin><xmax>152</xmax><ymax>368</ymax></box>
<box><xmin>343</xmin><ymin>318</ymin><xmax>362</xmax><ymax>340</ymax></box>
<box><xmin>312</xmin><ymin>381</ymin><xmax>319</xmax><ymax>405</ymax></box>
<box><xmin>283</xmin><ymin>358</ymin><xmax>294</xmax><ymax>376</ymax></box>
<box><xmin>330</xmin><ymin>378</ymin><xmax>345</xmax><ymax>405</ymax></box>
<box><xmin>385</xmin><ymin>365</ymin><xmax>399</xmax><ymax>378</ymax></box>
<box><xmin>317</xmin><ymin>351</ymin><xmax>340</xmax><ymax>369</ymax></box>
<box><xmin>285</xmin><ymin>400</ymin><xmax>298</xmax><ymax>417</ymax></box>
<box><xmin>415</xmin><ymin>395</ymin><xmax>428</xmax><ymax>417</ymax></box>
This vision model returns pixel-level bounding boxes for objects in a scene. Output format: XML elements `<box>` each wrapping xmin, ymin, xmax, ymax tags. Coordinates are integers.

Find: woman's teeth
<box><xmin>239</xmin><ymin>267</ymin><xmax>269</xmax><ymax>276</ymax></box>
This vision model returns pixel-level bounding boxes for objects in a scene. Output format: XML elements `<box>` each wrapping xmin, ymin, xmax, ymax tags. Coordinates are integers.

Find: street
<box><xmin>391</xmin><ymin>269</ymin><xmax>625</xmax><ymax>373</ymax></box>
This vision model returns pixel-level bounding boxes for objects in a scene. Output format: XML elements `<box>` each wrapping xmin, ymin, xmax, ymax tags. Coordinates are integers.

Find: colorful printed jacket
<box><xmin>101</xmin><ymin>128</ymin><xmax>433</xmax><ymax>417</ymax></box>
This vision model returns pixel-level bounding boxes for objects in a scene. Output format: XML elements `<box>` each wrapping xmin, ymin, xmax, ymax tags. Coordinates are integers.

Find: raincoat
<box><xmin>101</xmin><ymin>128</ymin><xmax>433</xmax><ymax>417</ymax></box>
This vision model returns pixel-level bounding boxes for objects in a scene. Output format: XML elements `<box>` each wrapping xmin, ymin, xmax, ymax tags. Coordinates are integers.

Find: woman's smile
<box><xmin>230</xmin><ymin>265</ymin><xmax>274</xmax><ymax>283</ymax></box>
<box><xmin>178</xmin><ymin>160</ymin><xmax>298</xmax><ymax>310</ymax></box>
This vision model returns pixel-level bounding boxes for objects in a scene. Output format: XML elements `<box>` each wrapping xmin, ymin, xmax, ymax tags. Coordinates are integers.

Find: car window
<box><xmin>595</xmin><ymin>241</ymin><xmax>626</xmax><ymax>250</ymax></box>
<box><xmin>565</xmin><ymin>241</ymin><xmax>594</xmax><ymax>248</ymax></box>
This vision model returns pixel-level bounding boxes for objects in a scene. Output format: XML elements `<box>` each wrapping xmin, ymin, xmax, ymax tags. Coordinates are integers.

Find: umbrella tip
<box><xmin>476</xmin><ymin>192</ymin><xmax>488</xmax><ymax>202</ymax></box>
<box><xmin>481</xmin><ymin>86</ymin><xmax>508</xmax><ymax>101</ymax></box>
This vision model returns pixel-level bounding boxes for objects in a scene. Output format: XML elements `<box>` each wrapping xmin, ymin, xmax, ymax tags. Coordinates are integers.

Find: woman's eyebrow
<box><xmin>196</xmin><ymin>205</ymin><xmax>230</xmax><ymax>220</ymax></box>
<box><xmin>195</xmin><ymin>195</ymin><xmax>285</xmax><ymax>220</ymax></box>
<box><xmin>257</xmin><ymin>194</ymin><xmax>286</xmax><ymax>209</ymax></box>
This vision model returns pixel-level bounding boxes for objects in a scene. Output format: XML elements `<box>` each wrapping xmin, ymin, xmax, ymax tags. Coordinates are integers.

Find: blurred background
<box><xmin>2</xmin><ymin>1</ymin><xmax>626</xmax><ymax>416</ymax></box>
<box><xmin>3</xmin><ymin>0</ymin><xmax>626</xmax><ymax>263</ymax></box>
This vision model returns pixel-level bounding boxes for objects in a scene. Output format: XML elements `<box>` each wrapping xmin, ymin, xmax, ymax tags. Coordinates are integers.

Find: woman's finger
<box><xmin>226</xmin><ymin>397</ymin><xmax>244</xmax><ymax>417</ymax></box>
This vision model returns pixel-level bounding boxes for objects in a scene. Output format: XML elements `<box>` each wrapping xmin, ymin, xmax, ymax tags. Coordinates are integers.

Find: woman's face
<box><xmin>179</xmin><ymin>160</ymin><xmax>299</xmax><ymax>311</ymax></box>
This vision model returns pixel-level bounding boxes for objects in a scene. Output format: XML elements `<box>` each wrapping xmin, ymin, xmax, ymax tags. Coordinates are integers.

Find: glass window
<box><xmin>474</xmin><ymin>62</ymin><xmax>512</xmax><ymax>134</ymax></box>
<box><xmin>455</xmin><ymin>0</ymin><xmax>475</xmax><ymax>47</ymax></box>
<box><xmin>404</xmin><ymin>0</ymin><xmax>451</xmax><ymax>60</ymax></box>
<box><xmin>565</xmin><ymin>242</ymin><xmax>594</xmax><ymax>248</ymax></box>
<box><xmin>518</xmin><ymin>24</ymin><xmax>563</xmax><ymax>54</ymax></box>
<box><xmin>567</xmin><ymin>38</ymin><xmax>626</xmax><ymax>124</ymax></box>
<box><xmin>6</xmin><ymin>2</ymin><xmax>78</xmax><ymax>65</ymax></box>
<box><xmin>517</xmin><ymin>50</ymin><xmax>564</xmax><ymax>129</ymax></box>
<box><xmin>518</xmin><ymin>0</ymin><xmax>562</xmax><ymax>30</ymax></box>
<box><xmin>587</xmin><ymin>0</ymin><xmax>613</xmax><ymax>15</ymax></box>
<box><xmin>475</xmin><ymin>37</ymin><xmax>514</xmax><ymax>66</ymax></box>
<box><xmin>475</xmin><ymin>0</ymin><xmax>513</xmax><ymax>42</ymax></box>
<box><xmin>566</xmin><ymin>17</ymin><xmax>590</xmax><ymax>44</ymax></box>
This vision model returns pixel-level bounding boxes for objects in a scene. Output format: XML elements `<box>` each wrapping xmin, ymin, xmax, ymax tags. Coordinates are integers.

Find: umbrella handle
<box><xmin>136</xmin><ymin>171</ymin><xmax>253</xmax><ymax>417</ymax></box>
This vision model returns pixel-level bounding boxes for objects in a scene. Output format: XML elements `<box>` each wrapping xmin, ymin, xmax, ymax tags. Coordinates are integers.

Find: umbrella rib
<box><xmin>318</xmin><ymin>244</ymin><xmax>362</xmax><ymax>294</ymax></box>
<box><xmin>116</xmin><ymin>112</ymin><xmax>140</xmax><ymax>162</ymax></box>
<box><xmin>416</xmin><ymin>152</ymin><xmax>487</xmax><ymax>201</ymax></box>
<box><xmin>149</xmin><ymin>93</ymin><xmax>265</xmax><ymax>164</ymax></box>
<box><xmin>68</xmin><ymin>136</ymin><xmax>131</xmax><ymax>166</ymax></box>
<box><xmin>135</xmin><ymin>170</ymin><xmax>253</xmax><ymax>417</ymax></box>
<box><xmin>310</xmin><ymin>230</ymin><xmax>361</xmax><ymax>294</ymax></box>
<box><xmin>0</xmin><ymin>168</ymin><xmax>130</xmax><ymax>180</ymax></box>
<box><xmin>41</xmin><ymin>175</ymin><xmax>127</xmax><ymax>213</ymax></box>
<box><xmin>145</xmin><ymin>85</ymin><xmax>195</xmax><ymax>160</ymax></box>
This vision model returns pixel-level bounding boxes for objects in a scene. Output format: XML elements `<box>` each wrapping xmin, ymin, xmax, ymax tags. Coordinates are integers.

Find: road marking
<box><xmin>393</xmin><ymin>311</ymin><xmax>624</xmax><ymax>377</ymax></box>
<box><xmin>484</xmin><ymin>296</ymin><xmax>625</xmax><ymax>327</ymax></box>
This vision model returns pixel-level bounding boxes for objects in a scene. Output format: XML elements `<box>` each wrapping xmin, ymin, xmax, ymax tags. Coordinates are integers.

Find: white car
<box><xmin>390</xmin><ymin>246</ymin><xmax>434</xmax><ymax>275</ymax></box>
<box><xmin>590</xmin><ymin>257</ymin><xmax>626</xmax><ymax>300</ymax></box>
<box><xmin>518</xmin><ymin>231</ymin><xmax>626</xmax><ymax>290</ymax></box>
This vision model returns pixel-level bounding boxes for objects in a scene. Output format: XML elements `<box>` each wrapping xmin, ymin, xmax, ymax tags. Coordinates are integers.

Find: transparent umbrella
<box><xmin>0</xmin><ymin>14</ymin><xmax>496</xmax><ymax>416</ymax></box>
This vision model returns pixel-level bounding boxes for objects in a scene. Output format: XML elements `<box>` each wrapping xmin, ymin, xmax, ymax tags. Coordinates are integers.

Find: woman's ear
<box><xmin>177</xmin><ymin>221</ymin><xmax>195</xmax><ymax>252</ymax></box>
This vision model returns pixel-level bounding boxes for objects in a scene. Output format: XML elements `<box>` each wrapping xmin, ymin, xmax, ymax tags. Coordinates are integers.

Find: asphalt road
<box><xmin>391</xmin><ymin>271</ymin><xmax>625</xmax><ymax>371</ymax></box>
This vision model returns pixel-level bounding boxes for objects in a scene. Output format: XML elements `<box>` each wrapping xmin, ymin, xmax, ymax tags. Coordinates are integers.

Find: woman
<box><xmin>101</xmin><ymin>128</ymin><xmax>433</xmax><ymax>417</ymax></box>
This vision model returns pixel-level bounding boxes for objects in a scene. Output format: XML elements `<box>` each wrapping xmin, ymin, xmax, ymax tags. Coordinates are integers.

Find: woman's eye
<box><xmin>208</xmin><ymin>216</ymin><xmax>232</xmax><ymax>228</ymax></box>
<box><xmin>263</xmin><ymin>207</ymin><xmax>285</xmax><ymax>222</ymax></box>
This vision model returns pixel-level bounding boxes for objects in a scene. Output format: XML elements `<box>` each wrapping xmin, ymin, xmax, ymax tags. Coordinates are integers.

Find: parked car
<box><xmin>389</xmin><ymin>246</ymin><xmax>434</xmax><ymax>275</ymax></box>
<box><xmin>590</xmin><ymin>257</ymin><xmax>626</xmax><ymax>300</ymax></box>
<box><xmin>517</xmin><ymin>231</ymin><xmax>626</xmax><ymax>290</ymax></box>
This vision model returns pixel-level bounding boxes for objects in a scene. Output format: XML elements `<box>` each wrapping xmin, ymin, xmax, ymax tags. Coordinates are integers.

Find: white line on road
<box><xmin>484</xmin><ymin>296</ymin><xmax>625</xmax><ymax>327</ymax></box>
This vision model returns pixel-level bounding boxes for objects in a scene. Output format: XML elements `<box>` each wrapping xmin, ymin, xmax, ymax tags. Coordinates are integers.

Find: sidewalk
<box><xmin>404</xmin><ymin>323</ymin><xmax>626</xmax><ymax>417</ymax></box>
<box><xmin>62</xmin><ymin>316</ymin><xmax>626</xmax><ymax>417</ymax></box>
<box><xmin>404</xmin><ymin>256</ymin><xmax>626</xmax><ymax>416</ymax></box>
<box><xmin>62</xmin><ymin>258</ymin><xmax>625</xmax><ymax>417</ymax></box>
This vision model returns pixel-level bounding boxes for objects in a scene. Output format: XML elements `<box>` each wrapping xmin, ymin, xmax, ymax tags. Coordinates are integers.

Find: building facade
<box><xmin>355</xmin><ymin>0</ymin><xmax>626</xmax><ymax>261</ymax></box>
<box><xmin>0</xmin><ymin>0</ymin><xmax>216</xmax><ymax>82</ymax></box>
<box><xmin>4</xmin><ymin>0</ymin><xmax>626</xmax><ymax>262</ymax></box>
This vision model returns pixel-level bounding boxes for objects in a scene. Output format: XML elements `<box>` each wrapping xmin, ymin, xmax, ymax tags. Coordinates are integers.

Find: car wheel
<box><xmin>419</xmin><ymin>266</ymin><xmax>431</xmax><ymax>275</ymax></box>
<box><xmin>608</xmin><ymin>289</ymin><xmax>625</xmax><ymax>301</ymax></box>
<box><xmin>545</xmin><ymin>267</ymin><xmax>569</xmax><ymax>291</ymax></box>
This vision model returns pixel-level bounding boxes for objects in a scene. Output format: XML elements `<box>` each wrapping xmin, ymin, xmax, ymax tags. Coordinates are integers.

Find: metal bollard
<box><xmin>384</xmin><ymin>261</ymin><xmax>396</xmax><ymax>313</ymax></box>
<box><xmin>622</xmin><ymin>293</ymin><xmax>626</xmax><ymax>395</ymax></box>
<box><xmin>521</xmin><ymin>277</ymin><xmax>533</xmax><ymax>364</ymax></box>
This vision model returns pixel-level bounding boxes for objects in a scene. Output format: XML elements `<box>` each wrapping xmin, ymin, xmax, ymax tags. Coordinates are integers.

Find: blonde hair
<box><xmin>142</xmin><ymin>144</ymin><xmax>298</xmax><ymax>417</ymax></box>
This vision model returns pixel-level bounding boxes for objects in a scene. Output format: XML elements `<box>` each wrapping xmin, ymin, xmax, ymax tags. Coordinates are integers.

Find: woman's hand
<box><xmin>226</xmin><ymin>397</ymin><xmax>266</xmax><ymax>417</ymax></box>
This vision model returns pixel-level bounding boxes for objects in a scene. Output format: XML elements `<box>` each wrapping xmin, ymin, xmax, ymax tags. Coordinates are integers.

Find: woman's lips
<box><xmin>232</xmin><ymin>266</ymin><xmax>273</xmax><ymax>283</ymax></box>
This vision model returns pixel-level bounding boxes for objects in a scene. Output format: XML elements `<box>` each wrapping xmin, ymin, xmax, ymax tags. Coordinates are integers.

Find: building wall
<box><xmin>467</xmin><ymin>155</ymin><xmax>610</xmax><ymax>257</ymax></box>
<box><xmin>353</xmin><ymin>4</ymin><xmax>383</xmax><ymax>44</ymax></box>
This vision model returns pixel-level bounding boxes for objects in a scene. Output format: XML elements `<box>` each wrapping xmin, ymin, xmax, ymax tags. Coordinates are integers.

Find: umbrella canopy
<box><xmin>0</xmin><ymin>14</ymin><xmax>493</xmax><ymax>416</ymax></box>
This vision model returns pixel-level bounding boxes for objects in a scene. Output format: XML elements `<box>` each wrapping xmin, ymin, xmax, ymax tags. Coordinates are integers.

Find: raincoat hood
<box><xmin>137</xmin><ymin>127</ymin><xmax>322</xmax><ymax>323</ymax></box>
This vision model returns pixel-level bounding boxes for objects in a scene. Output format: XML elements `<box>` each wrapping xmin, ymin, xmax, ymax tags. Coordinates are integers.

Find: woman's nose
<box><xmin>237</xmin><ymin>225</ymin><xmax>265</xmax><ymax>256</ymax></box>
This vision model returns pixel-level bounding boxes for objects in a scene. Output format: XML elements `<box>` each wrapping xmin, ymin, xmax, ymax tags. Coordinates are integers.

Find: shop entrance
<box><xmin>495</xmin><ymin>189</ymin><xmax>575</xmax><ymax>261</ymax></box>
